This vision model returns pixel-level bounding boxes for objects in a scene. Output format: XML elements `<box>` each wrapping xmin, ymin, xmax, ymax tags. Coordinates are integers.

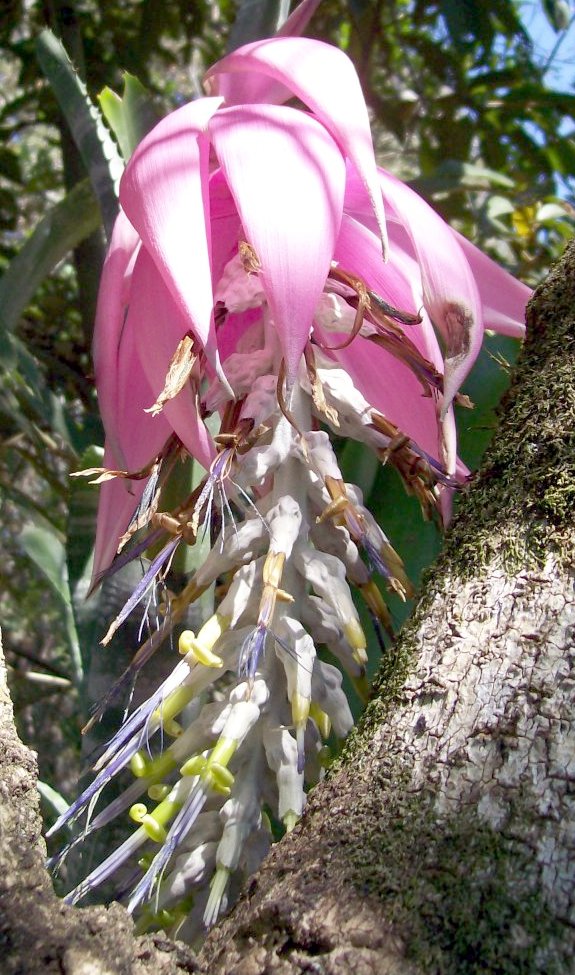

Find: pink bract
<box><xmin>91</xmin><ymin>31</ymin><xmax>529</xmax><ymax>583</ymax></box>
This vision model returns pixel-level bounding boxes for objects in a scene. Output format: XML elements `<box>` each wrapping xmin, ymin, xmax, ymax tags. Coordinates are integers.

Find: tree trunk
<box><xmin>2</xmin><ymin>241</ymin><xmax>574</xmax><ymax>974</ymax></box>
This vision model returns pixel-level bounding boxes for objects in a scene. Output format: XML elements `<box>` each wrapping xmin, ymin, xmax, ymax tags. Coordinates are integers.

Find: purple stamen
<box><xmin>94</xmin><ymin>526</ymin><xmax>165</xmax><ymax>588</ymax></box>
<box><xmin>65</xmin><ymin>828</ymin><xmax>147</xmax><ymax>905</ymax></box>
<box><xmin>239</xmin><ymin>624</ymin><xmax>267</xmax><ymax>682</ymax></box>
<box><xmin>104</xmin><ymin>535</ymin><xmax>181</xmax><ymax>642</ymax></box>
<box><xmin>362</xmin><ymin>536</ymin><xmax>394</xmax><ymax>582</ymax></box>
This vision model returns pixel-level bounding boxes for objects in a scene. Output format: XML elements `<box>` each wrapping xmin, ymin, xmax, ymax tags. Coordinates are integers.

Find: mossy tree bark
<box><xmin>1</xmin><ymin>242</ymin><xmax>574</xmax><ymax>974</ymax></box>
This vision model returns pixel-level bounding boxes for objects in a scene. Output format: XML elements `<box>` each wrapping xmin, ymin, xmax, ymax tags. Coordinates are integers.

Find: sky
<box><xmin>520</xmin><ymin>1</ymin><xmax>575</xmax><ymax>91</ymax></box>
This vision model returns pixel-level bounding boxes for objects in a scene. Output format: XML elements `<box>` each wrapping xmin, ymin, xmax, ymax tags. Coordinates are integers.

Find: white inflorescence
<box><xmin>50</xmin><ymin>249</ymin><xmax>451</xmax><ymax>943</ymax></box>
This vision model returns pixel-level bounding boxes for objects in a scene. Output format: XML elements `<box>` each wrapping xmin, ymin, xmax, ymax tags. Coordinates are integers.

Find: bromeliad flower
<box><xmin>54</xmin><ymin>21</ymin><xmax>531</xmax><ymax>942</ymax></box>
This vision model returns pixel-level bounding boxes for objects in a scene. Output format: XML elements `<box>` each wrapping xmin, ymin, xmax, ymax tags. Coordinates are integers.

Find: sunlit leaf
<box><xmin>20</xmin><ymin>523</ymin><xmax>67</xmax><ymax>603</ymax></box>
<box><xmin>486</xmin><ymin>195</ymin><xmax>515</xmax><ymax>227</ymax></box>
<box><xmin>37</xmin><ymin>780</ymin><xmax>71</xmax><ymax>823</ymax></box>
<box><xmin>98</xmin><ymin>73</ymin><xmax>160</xmax><ymax>161</ymax></box>
<box><xmin>537</xmin><ymin>201</ymin><xmax>573</xmax><ymax>222</ymax></box>
<box><xmin>35</xmin><ymin>29</ymin><xmax>123</xmax><ymax>238</ymax></box>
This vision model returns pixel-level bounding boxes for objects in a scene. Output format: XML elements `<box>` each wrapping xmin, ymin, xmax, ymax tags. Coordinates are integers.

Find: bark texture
<box><xmin>1</xmin><ymin>241</ymin><xmax>574</xmax><ymax>974</ymax></box>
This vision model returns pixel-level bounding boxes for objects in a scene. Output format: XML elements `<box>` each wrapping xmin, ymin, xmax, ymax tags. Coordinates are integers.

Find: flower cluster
<box><xmin>48</xmin><ymin>18</ymin><xmax>530</xmax><ymax>943</ymax></box>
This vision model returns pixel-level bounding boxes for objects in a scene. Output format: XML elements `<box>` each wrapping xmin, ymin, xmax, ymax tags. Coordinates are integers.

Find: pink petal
<box><xmin>127</xmin><ymin>248</ymin><xmax>216</xmax><ymax>471</ymax></box>
<box><xmin>209</xmin><ymin>104</ymin><xmax>345</xmax><ymax>382</ymax></box>
<box><xmin>277</xmin><ymin>0</ymin><xmax>322</xmax><ymax>37</ymax></box>
<box><xmin>91</xmin><ymin>449</ymin><xmax>151</xmax><ymax>584</ymax></box>
<box><xmin>334</xmin><ymin>213</ymin><xmax>432</xmax><ymax>350</ymax></box>
<box><xmin>333</xmin><ymin>334</ymin><xmax>442</xmax><ymax>461</ymax></box>
<box><xmin>119</xmin><ymin>97</ymin><xmax>226</xmax><ymax>383</ymax></box>
<box><xmin>220</xmin><ymin>0</ymin><xmax>322</xmax><ymax>103</ymax></box>
<box><xmin>112</xmin><ymin>300</ymin><xmax>172</xmax><ymax>473</ymax></box>
<box><xmin>322</xmin><ymin>210</ymin><xmax>458</xmax><ymax>471</ymax></box>
<box><xmin>454</xmin><ymin>230</ymin><xmax>530</xmax><ymax>337</ymax></box>
<box><xmin>92</xmin><ymin>313</ymin><xmax>173</xmax><ymax>583</ymax></box>
<box><xmin>344</xmin><ymin>164</ymin><xmax>530</xmax><ymax>340</ymax></box>
<box><xmin>208</xmin><ymin>169</ymin><xmax>243</xmax><ymax>291</ymax></box>
<box><xmin>323</xmin><ymin>328</ymin><xmax>461</xmax><ymax>521</ymax></box>
<box><xmin>378</xmin><ymin>168</ymin><xmax>483</xmax><ymax>419</ymax></box>
<box><xmin>205</xmin><ymin>37</ymin><xmax>387</xmax><ymax>256</ymax></box>
<box><xmin>93</xmin><ymin>208</ymin><xmax>141</xmax><ymax>469</ymax></box>
<box><xmin>218</xmin><ymin>308</ymin><xmax>263</xmax><ymax>363</ymax></box>
<box><xmin>334</xmin><ymin>214</ymin><xmax>454</xmax><ymax>439</ymax></box>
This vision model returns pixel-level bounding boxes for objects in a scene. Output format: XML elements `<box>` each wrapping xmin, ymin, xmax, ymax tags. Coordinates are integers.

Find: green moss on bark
<box><xmin>444</xmin><ymin>241</ymin><xmax>575</xmax><ymax>578</ymax></box>
<box><xmin>343</xmin><ymin>790</ymin><xmax>567</xmax><ymax>974</ymax></box>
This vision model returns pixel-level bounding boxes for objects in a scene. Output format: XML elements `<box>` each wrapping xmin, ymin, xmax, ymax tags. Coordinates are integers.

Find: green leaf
<box><xmin>338</xmin><ymin>440</ymin><xmax>442</xmax><ymax>649</ymax></box>
<box><xmin>20</xmin><ymin>523</ymin><xmax>83</xmax><ymax>683</ymax></box>
<box><xmin>37</xmin><ymin>780</ymin><xmax>71</xmax><ymax>823</ymax></box>
<box><xmin>67</xmin><ymin>445</ymin><xmax>104</xmax><ymax>594</ymax></box>
<box><xmin>0</xmin><ymin>476</ymin><xmax>62</xmax><ymax>530</ymax></box>
<box><xmin>20</xmin><ymin>523</ymin><xmax>69</xmax><ymax>604</ymax></box>
<box><xmin>438</xmin><ymin>0</ymin><xmax>527</xmax><ymax>52</ymax></box>
<box><xmin>544</xmin><ymin>139</ymin><xmax>575</xmax><ymax>177</ymax></box>
<box><xmin>35</xmin><ymin>29</ymin><xmax>123</xmax><ymax>238</ymax></box>
<box><xmin>66</xmin><ymin>446</ymin><xmax>105</xmax><ymax>684</ymax></box>
<box><xmin>0</xmin><ymin>179</ymin><xmax>100</xmax><ymax>336</ymax></box>
<box><xmin>457</xmin><ymin>333</ymin><xmax>520</xmax><ymax>469</ymax></box>
<box><xmin>340</xmin><ymin>335</ymin><xmax>521</xmax><ymax>642</ymax></box>
<box><xmin>0</xmin><ymin>187</ymin><xmax>18</xmax><ymax>232</ymax></box>
<box><xmin>0</xmin><ymin>334</ymin><xmax>73</xmax><ymax>465</ymax></box>
<box><xmin>501</xmin><ymin>84</ymin><xmax>575</xmax><ymax>115</ymax></box>
<box><xmin>338</xmin><ymin>439</ymin><xmax>379</xmax><ymax>500</ymax></box>
<box><xmin>411</xmin><ymin>161</ymin><xmax>514</xmax><ymax>197</ymax></box>
<box><xmin>98</xmin><ymin>73</ymin><xmax>160</xmax><ymax>160</ymax></box>
<box><xmin>439</xmin><ymin>0</ymin><xmax>493</xmax><ymax>51</ymax></box>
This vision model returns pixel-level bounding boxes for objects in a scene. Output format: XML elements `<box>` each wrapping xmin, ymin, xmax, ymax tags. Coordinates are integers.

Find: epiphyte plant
<box><xmin>47</xmin><ymin>8</ymin><xmax>531</xmax><ymax>943</ymax></box>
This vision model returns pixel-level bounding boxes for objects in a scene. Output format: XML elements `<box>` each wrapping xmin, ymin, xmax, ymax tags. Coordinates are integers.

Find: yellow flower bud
<box><xmin>147</xmin><ymin>783</ymin><xmax>170</xmax><ymax>801</ymax></box>
<box><xmin>180</xmin><ymin>754</ymin><xmax>206</xmax><ymax>777</ymax></box>
<box><xmin>129</xmin><ymin>802</ymin><xmax>147</xmax><ymax>823</ymax></box>
<box><xmin>141</xmin><ymin>814</ymin><xmax>167</xmax><ymax>843</ymax></box>
<box><xmin>203</xmin><ymin>762</ymin><xmax>234</xmax><ymax>794</ymax></box>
